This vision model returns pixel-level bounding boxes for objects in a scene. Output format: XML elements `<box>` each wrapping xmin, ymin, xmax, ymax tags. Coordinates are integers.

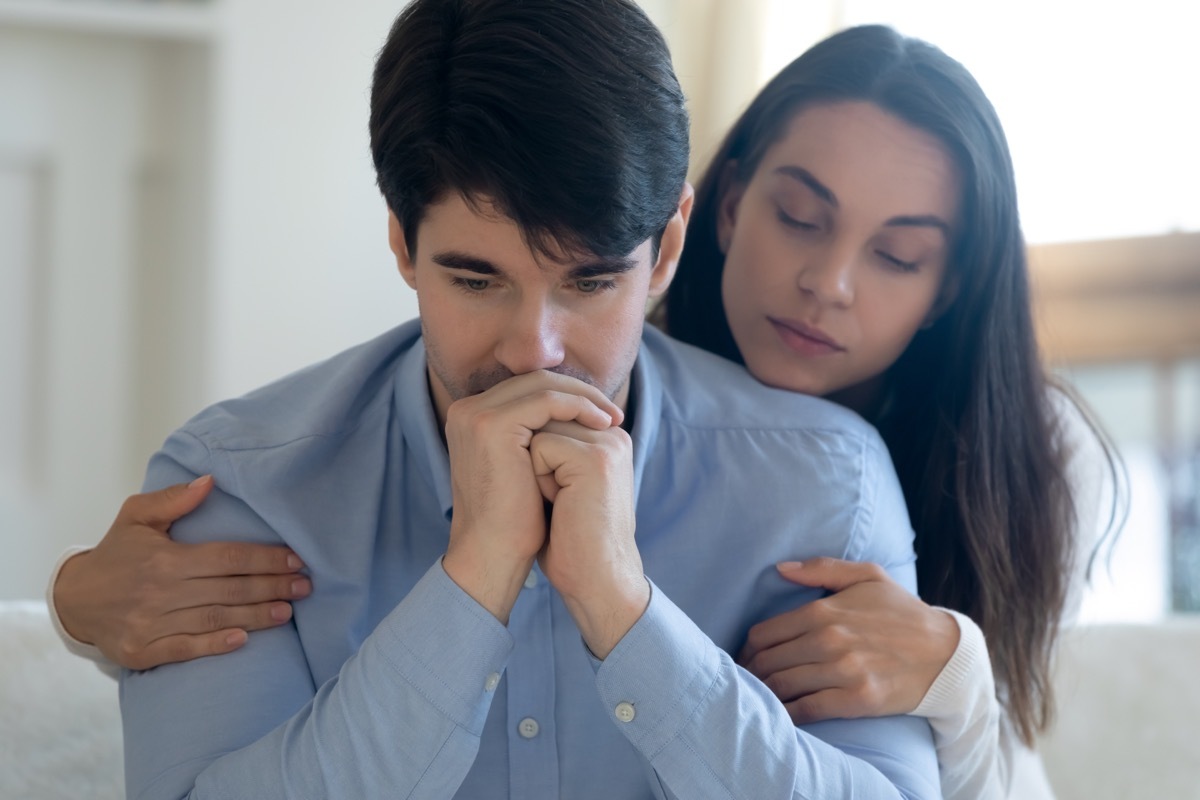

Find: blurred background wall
<box><xmin>1</xmin><ymin>0</ymin><xmax>1198</xmax><ymax>627</ymax></box>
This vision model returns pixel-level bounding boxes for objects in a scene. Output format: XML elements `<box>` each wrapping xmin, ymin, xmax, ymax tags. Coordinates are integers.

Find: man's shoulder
<box><xmin>642</xmin><ymin>326</ymin><xmax>879</xmax><ymax>443</ymax></box>
<box><xmin>178</xmin><ymin>320</ymin><xmax>423</xmax><ymax>452</ymax></box>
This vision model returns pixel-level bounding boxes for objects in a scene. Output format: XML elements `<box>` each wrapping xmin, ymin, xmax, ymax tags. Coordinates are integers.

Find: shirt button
<box><xmin>518</xmin><ymin>717</ymin><xmax>540</xmax><ymax>739</ymax></box>
<box><xmin>484</xmin><ymin>672</ymin><xmax>500</xmax><ymax>692</ymax></box>
<box><xmin>614</xmin><ymin>702</ymin><xmax>636</xmax><ymax>723</ymax></box>
<box><xmin>523</xmin><ymin>571</ymin><xmax>538</xmax><ymax>589</ymax></box>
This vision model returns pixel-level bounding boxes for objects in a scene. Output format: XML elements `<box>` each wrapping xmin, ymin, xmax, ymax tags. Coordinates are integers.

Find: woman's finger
<box><xmin>785</xmin><ymin>687</ymin><xmax>861</xmax><ymax>725</ymax></box>
<box><xmin>180</xmin><ymin>540</ymin><xmax>305</xmax><ymax>579</ymax></box>
<box><xmin>161</xmin><ymin>600</ymin><xmax>295</xmax><ymax>637</ymax></box>
<box><xmin>775</xmin><ymin>558</ymin><xmax>890</xmax><ymax>592</ymax></box>
<box><xmin>739</xmin><ymin>606</ymin><xmax>820</xmax><ymax>665</ymax></box>
<box><xmin>117</xmin><ymin>475</ymin><xmax>216</xmax><ymax>531</ymax></box>
<box><xmin>126</xmin><ymin>629</ymin><xmax>250</xmax><ymax>672</ymax></box>
<box><xmin>753</xmin><ymin>662</ymin><xmax>841</xmax><ymax>705</ymax></box>
<box><xmin>176</xmin><ymin>573</ymin><xmax>312</xmax><ymax>610</ymax></box>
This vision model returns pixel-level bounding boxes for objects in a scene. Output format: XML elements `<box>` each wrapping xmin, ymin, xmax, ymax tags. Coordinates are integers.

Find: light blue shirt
<box><xmin>120</xmin><ymin>319</ymin><xmax>940</xmax><ymax>799</ymax></box>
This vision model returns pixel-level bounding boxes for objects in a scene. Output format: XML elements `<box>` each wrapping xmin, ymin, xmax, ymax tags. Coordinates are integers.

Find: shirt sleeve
<box><xmin>120</xmin><ymin>431</ymin><xmax>514</xmax><ymax>800</ymax></box>
<box><xmin>591</xmin><ymin>433</ymin><xmax>942</xmax><ymax>800</ymax></box>
<box><xmin>44</xmin><ymin>546</ymin><xmax>121</xmax><ymax>681</ymax></box>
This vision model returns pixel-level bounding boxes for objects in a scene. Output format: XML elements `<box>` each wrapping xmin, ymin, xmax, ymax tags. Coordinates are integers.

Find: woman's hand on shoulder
<box><xmin>738</xmin><ymin>557</ymin><xmax>960</xmax><ymax>724</ymax></box>
<box><xmin>53</xmin><ymin>476</ymin><xmax>311</xmax><ymax>671</ymax></box>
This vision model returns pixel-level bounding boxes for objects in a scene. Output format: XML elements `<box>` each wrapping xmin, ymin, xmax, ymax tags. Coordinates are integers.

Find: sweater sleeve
<box><xmin>44</xmin><ymin>546</ymin><xmax>121</xmax><ymax>681</ymax></box>
<box><xmin>911</xmin><ymin>608</ymin><xmax>1007</xmax><ymax>800</ymax></box>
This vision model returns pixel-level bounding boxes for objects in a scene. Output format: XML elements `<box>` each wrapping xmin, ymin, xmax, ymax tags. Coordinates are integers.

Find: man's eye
<box><xmin>451</xmin><ymin>276</ymin><xmax>490</xmax><ymax>292</ymax></box>
<box><xmin>575</xmin><ymin>278</ymin><xmax>616</xmax><ymax>294</ymax></box>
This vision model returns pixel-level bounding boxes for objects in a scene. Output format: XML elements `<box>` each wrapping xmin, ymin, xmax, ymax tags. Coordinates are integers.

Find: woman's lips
<box><xmin>768</xmin><ymin>317</ymin><xmax>845</xmax><ymax>356</ymax></box>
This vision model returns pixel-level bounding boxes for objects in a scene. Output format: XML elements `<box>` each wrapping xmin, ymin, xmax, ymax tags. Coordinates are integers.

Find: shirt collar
<box><xmin>393</xmin><ymin>336</ymin><xmax>456</xmax><ymax>521</ymax></box>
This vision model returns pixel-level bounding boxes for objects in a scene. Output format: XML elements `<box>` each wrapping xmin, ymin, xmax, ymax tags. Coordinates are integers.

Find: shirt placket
<box><xmin>504</xmin><ymin>563</ymin><xmax>560</xmax><ymax>798</ymax></box>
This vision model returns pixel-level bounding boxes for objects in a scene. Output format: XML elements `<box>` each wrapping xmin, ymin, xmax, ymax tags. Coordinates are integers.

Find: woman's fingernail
<box><xmin>189</xmin><ymin>474</ymin><xmax>212</xmax><ymax>489</ymax></box>
<box><xmin>270</xmin><ymin>603</ymin><xmax>293</xmax><ymax>622</ymax></box>
<box><xmin>777</xmin><ymin>561</ymin><xmax>804</xmax><ymax>572</ymax></box>
<box><xmin>287</xmin><ymin>554</ymin><xmax>304</xmax><ymax>570</ymax></box>
<box><xmin>225</xmin><ymin>630</ymin><xmax>247</xmax><ymax>647</ymax></box>
<box><xmin>291</xmin><ymin>579</ymin><xmax>311</xmax><ymax>597</ymax></box>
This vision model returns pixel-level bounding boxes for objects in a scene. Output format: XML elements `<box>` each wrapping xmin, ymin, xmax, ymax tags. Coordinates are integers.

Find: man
<box><xmin>113</xmin><ymin>1</ymin><xmax>938</xmax><ymax>797</ymax></box>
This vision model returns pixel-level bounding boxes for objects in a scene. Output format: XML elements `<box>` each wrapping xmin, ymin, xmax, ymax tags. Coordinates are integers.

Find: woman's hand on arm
<box><xmin>52</xmin><ymin>475</ymin><xmax>311</xmax><ymax>671</ymax></box>
<box><xmin>739</xmin><ymin>557</ymin><xmax>960</xmax><ymax>724</ymax></box>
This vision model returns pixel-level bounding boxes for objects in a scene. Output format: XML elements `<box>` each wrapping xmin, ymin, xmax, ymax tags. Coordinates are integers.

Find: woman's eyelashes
<box><xmin>776</xmin><ymin>208</ymin><xmax>820</xmax><ymax>231</ymax></box>
<box><xmin>876</xmin><ymin>250</ymin><xmax>921</xmax><ymax>272</ymax></box>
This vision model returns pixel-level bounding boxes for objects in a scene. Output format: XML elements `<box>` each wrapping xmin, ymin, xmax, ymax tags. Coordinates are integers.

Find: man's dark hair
<box><xmin>370</xmin><ymin>0</ymin><xmax>689</xmax><ymax>261</ymax></box>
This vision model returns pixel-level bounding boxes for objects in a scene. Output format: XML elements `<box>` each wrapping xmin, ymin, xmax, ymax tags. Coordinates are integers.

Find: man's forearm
<box><xmin>123</xmin><ymin>560</ymin><xmax>513</xmax><ymax>799</ymax></box>
<box><xmin>593</xmin><ymin>585</ymin><xmax>943</xmax><ymax>799</ymax></box>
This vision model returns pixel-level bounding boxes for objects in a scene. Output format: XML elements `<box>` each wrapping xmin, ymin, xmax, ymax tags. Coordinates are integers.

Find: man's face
<box><xmin>391</xmin><ymin>192</ymin><xmax>689</xmax><ymax>425</ymax></box>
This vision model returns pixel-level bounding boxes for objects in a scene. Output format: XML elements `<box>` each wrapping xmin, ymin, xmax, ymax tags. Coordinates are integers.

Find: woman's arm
<box><xmin>47</xmin><ymin>477</ymin><xmax>310</xmax><ymax>671</ymax></box>
<box><xmin>739</xmin><ymin>558</ymin><xmax>1005</xmax><ymax>800</ymax></box>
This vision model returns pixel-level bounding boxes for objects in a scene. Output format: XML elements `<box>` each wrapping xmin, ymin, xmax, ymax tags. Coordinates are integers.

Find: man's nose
<box><xmin>493</xmin><ymin>299</ymin><xmax>566</xmax><ymax>375</ymax></box>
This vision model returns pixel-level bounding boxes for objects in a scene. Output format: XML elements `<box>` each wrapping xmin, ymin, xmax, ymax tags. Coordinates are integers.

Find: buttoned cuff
<box><xmin>374</xmin><ymin>557</ymin><xmax>515</xmax><ymax>736</ymax></box>
<box><xmin>592</xmin><ymin>579</ymin><xmax>721</xmax><ymax>756</ymax></box>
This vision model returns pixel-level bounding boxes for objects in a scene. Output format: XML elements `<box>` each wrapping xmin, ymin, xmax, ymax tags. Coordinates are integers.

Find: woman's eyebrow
<box><xmin>885</xmin><ymin>215</ymin><xmax>952</xmax><ymax>239</ymax></box>
<box><xmin>773</xmin><ymin>165</ymin><xmax>838</xmax><ymax>207</ymax></box>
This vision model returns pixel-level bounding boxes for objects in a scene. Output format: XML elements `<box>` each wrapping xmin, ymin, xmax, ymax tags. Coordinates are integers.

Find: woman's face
<box><xmin>719</xmin><ymin>101</ymin><xmax>960</xmax><ymax>411</ymax></box>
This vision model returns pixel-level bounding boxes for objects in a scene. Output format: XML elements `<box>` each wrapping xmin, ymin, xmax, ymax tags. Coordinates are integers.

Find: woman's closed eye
<box><xmin>776</xmin><ymin>209</ymin><xmax>820</xmax><ymax>231</ymax></box>
<box><xmin>876</xmin><ymin>250</ymin><xmax>920</xmax><ymax>272</ymax></box>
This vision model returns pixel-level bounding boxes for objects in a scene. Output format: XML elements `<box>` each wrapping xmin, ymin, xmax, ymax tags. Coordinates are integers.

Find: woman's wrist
<box><xmin>52</xmin><ymin>549</ymin><xmax>96</xmax><ymax>645</ymax></box>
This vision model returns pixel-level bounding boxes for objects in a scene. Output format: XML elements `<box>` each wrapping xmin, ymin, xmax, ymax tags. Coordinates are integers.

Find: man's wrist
<box><xmin>442</xmin><ymin>545</ymin><xmax>534</xmax><ymax>626</ymax></box>
<box><xmin>563</xmin><ymin>574</ymin><xmax>651</xmax><ymax>660</ymax></box>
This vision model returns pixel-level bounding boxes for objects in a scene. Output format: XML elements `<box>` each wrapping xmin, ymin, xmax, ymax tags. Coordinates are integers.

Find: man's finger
<box><xmin>482</xmin><ymin>370</ymin><xmax>623</xmax><ymax>426</ymax></box>
<box><xmin>775</xmin><ymin>558</ymin><xmax>889</xmax><ymax>593</ymax></box>
<box><xmin>496</xmin><ymin>390</ymin><xmax>617</xmax><ymax>434</ymax></box>
<box><xmin>130</xmin><ymin>629</ymin><xmax>249</xmax><ymax>671</ymax></box>
<box><xmin>117</xmin><ymin>475</ymin><xmax>216</xmax><ymax>530</ymax></box>
<box><xmin>180</xmin><ymin>540</ymin><xmax>306</xmax><ymax>579</ymax></box>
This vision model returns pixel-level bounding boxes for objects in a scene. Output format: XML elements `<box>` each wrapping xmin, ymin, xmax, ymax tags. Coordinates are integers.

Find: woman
<box><xmin>49</xmin><ymin>23</ymin><xmax>1119</xmax><ymax>800</ymax></box>
<box><xmin>657</xmin><ymin>24</ymin><xmax>1120</xmax><ymax>799</ymax></box>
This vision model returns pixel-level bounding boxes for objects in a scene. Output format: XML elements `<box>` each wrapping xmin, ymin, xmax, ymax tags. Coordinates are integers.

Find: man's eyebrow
<box><xmin>774</xmin><ymin>165</ymin><xmax>838</xmax><ymax>208</ymax></box>
<box><xmin>431</xmin><ymin>252</ymin><xmax>504</xmax><ymax>276</ymax></box>
<box><xmin>884</xmin><ymin>214</ymin><xmax>952</xmax><ymax>239</ymax></box>
<box><xmin>566</xmin><ymin>256</ymin><xmax>640</xmax><ymax>280</ymax></box>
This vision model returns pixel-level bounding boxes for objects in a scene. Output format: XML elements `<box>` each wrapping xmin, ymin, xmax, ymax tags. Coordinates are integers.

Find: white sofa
<box><xmin>1</xmin><ymin>601</ymin><xmax>122</xmax><ymax>800</ymax></box>
<box><xmin>2</xmin><ymin>600</ymin><xmax>1198</xmax><ymax>799</ymax></box>
<box><xmin>1040</xmin><ymin>620</ymin><xmax>1200</xmax><ymax>800</ymax></box>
